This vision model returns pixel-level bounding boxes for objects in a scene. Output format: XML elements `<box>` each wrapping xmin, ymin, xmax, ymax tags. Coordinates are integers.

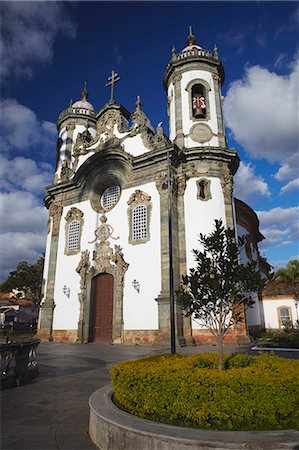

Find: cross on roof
<box><xmin>105</xmin><ymin>70</ymin><xmax>120</xmax><ymax>102</ymax></box>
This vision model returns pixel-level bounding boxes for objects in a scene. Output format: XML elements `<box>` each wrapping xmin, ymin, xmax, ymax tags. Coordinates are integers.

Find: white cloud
<box><xmin>0</xmin><ymin>191</ymin><xmax>48</xmax><ymax>234</ymax></box>
<box><xmin>257</xmin><ymin>206</ymin><xmax>299</xmax><ymax>228</ymax></box>
<box><xmin>280</xmin><ymin>178</ymin><xmax>299</xmax><ymax>195</ymax></box>
<box><xmin>234</xmin><ymin>161</ymin><xmax>270</xmax><ymax>202</ymax></box>
<box><xmin>257</xmin><ymin>206</ymin><xmax>299</xmax><ymax>250</ymax></box>
<box><xmin>0</xmin><ymin>2</ymin><xmax>76</xmax><ymax>80</ymax></box>
<box><xmin>0</xmin><ymin>191</ymin><xmax>48</xmax><ymax>281</ymax></box>
<box><xmin>0</xmin><ymin>232</ymin><xmax>47</xmax><ymax>282</ymax></box>
<box><xmin>274</xmin><ymin>162</ymin><xmax>298</xmax><ymax>182</ymax></box>
<box><xmin>0</xmin><ymin>155</ymin><xmax>53</xmax><ymax>194</ymax></box>
<box><xmin>224</xmin><ymin>58</ymin><xmax>299</xmax><ymax>185</ymax></box>
<box><xmin>0</xmin><ymin>99</ymin><xmax>56</xmax><ymax>155</ymax></box>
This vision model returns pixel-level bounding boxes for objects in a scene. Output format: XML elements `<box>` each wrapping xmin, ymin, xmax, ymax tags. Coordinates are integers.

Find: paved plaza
<box><xmin>1</xmin><ymin>341</ymin><xmax>298</xmax><ymax>450</ymax></box>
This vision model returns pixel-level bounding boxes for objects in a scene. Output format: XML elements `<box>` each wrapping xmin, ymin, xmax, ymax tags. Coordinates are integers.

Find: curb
<box><xmin>89</xmin><ymin>385</ymin><xmax>299</xmax><ymax>450</ymax></box>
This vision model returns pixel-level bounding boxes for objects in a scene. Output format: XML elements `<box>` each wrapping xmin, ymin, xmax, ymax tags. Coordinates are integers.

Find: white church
<box><xmin>39</xmin><ymin>29</ymin><xmax>266</xmax><ymax>345</ymax></box>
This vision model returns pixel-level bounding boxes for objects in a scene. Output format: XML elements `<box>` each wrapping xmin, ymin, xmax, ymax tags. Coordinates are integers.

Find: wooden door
<box><xmin>91</xmin><ymin>273</ymin><xmax>114</xmax><ymax>342</ymax></box>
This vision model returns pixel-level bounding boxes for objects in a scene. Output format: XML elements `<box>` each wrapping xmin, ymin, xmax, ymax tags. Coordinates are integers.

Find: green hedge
<box><xmin>110</xmin><ymin>353</ymin><xmax>299</xmax><ymax>431</ymax></box>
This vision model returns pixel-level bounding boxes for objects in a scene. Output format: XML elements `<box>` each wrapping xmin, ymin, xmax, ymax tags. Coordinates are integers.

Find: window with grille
<box><xmin>67</xmin><ymin>220</ymin><xmax>80</xmax><ymax>251</ymax></box>
<box><xmin>132</xmin><ymin>205</ymin><xmax>147</xmax><ymax>241</ymax></box>
<box><xmin>101</xmin><ymin>186</ymin><xmax>120</xmax><ymax>211</ymax></box>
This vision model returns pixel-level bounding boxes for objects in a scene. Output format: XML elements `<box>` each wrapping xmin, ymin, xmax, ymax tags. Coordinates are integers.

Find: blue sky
<box><xmin>0</xmin><ymin>1</ymin><xmax>298</xmax><ymax>281</ymax></box>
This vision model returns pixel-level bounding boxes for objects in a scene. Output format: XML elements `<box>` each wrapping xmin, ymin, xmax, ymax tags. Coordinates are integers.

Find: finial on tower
<box><xmin>213</xmin><ymin>44</ymin><xmax>219</xmax><ymax>59</ymax></box>
<box><xmin>81</xmin><ymin>81</ymin><xmax>88</xmax><ymax>100</ymax></box>
<box><xmin>187</xmin><ymin>25</ymin><xmax>196</xmax><ymax>46</ymax></box>
<box><xmin>135</xmin><ymin>95</ymin><xmax>142</xmax><ymax>110</ymax></box>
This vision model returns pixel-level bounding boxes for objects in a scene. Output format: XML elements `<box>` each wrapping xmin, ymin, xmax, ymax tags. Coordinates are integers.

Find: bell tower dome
<box><xmin>163</xmin><ymin>27</ymin><xmax>226</xmax><ymax>149</ymax></box>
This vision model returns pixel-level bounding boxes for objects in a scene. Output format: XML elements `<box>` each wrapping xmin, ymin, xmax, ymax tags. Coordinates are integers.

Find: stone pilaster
<box><xmin>172</xmin><ymin>74</ymin><xmax>184</xmax><ymax>148</ymax></box>
<box><xmin>155</xmin><ymin>169</ymin><xmax>186</xmax><ymax>346</ymax></box>
<box><xmin>176</xmin><ymin>174</ymin><xmax>192</xmax><ymax>342</ymax></box>
<box><xmin>65</xmin><ymin>122</ymin><xmax>76</xmax><ymax>162</ymax></box>
<box><xmin>220</xmin><ymin>164</ymin><xmax>235</xmax><ymax>230</ymax></box>
<box><xmin>212</xmin><ymin>74</ymin><xmax>226</xmax><ymax>148</ymax></box>
<box><xmin>38</xmin><ymin>203</ymin><xmax>63</xmax><ymax>341</ymax></box>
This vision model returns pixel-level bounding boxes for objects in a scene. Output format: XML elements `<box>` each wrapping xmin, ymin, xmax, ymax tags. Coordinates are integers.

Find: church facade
<box><xmin>39</xmin><ymin>30</ymin><xmax>265</xmax><ymax>344</ymax></box>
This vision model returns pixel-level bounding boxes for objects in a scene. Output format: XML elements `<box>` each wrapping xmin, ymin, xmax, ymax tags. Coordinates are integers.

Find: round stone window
<box><xmin>101</xmin><ymin>185</ymin><xmax>121</xmax><ymax>211</ymax></box>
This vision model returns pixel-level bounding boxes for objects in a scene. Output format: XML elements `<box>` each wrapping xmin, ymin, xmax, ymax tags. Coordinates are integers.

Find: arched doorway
<box><xmin>91</xmin><ymin>273</ymin><xmax>114</xmax><ymax>342</ymax></box>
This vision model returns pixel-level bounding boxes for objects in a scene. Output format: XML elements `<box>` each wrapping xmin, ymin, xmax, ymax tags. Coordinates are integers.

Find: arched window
<box><xmin>186</xmin><ymin>79</ymin><xmax>210</xmax><ymax>121</ymax></box>
<box><xmin>65</xmin><ymin>208</ymin><xmax>84</xmax><ymax>255</ymax></box>
<box><xmin>127</xmin><ymin>190</ymin><xmax>152</xmax><ymax>245</ymax></box>
<box><xmin>196</xmin><ymin>178</ymin><xmax>211</xmax><ymax>201</ymax></box>
<box><xmin>192</xmin><ymin>84</ymin><xmax>206</xmax><ymax>119</ymax></box>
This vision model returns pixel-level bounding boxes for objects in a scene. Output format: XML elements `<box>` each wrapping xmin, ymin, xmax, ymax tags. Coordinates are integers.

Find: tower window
<box><xmin>192</xmin><ymin>84</ymin><xmax>206</xmax><ymax>118</ymax></box>
<box><xmin>65</xmin><ymin>207</ymin><xmax>84</xmax><ymax>255</ymax></box>
<box><xmin>196</xmin><ymin>179</ymin><xmax>211</xmax><ymax>201</ymax></box>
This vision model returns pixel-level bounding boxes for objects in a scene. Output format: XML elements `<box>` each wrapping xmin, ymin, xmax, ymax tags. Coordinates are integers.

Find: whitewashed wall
<box><xmin>263</xmin><ymin>298</ymin><xmax>298</xmax><ymax>329</ymax></box>
<box><xmin>184</xmin><ymin>177</ymin><xmax>226</xmax><ymax>330</ymax></box>
<box><xmin>52</xmin><ymin>182</ymin><xmax>160</xmax><ymax>332</ymax></box>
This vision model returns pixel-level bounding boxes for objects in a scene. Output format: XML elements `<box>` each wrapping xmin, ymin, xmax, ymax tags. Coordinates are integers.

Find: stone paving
<box><xmin>1</xmin><ymin>341</ymin><xmax>298</xmax><ymax>450</ymax></box>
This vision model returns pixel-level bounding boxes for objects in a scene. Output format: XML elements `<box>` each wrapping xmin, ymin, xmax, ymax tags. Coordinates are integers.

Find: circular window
<box><xmin>101</xmin><ymin>185</ymin><xmax>121</xmax><ymax>211</ymax></box>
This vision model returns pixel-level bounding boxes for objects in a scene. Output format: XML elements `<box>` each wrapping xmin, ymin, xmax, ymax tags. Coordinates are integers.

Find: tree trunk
<box><xmin>217</xmin><ymin>334</ymin><xmax>224</xmax><ymax>371</ymax></box>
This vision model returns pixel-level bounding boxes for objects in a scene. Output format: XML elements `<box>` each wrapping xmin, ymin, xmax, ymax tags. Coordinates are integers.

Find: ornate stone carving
<box><xmin>175</xmin><ymin>174</ymin><xmax>187</xmax><ymax>196</ymax></box>
<box><xmin>220</xmin><ymin>165</ymin><xmax>233</xmax><ymax>197</ymax></box>
<box><xmin>131</xmin><ymin>96</ymin><xmax>154</xmax><ymax>133</ymax></box>
<box><xmin>49</xmin><ymin>203</ymin><xmax>63</xmax><ymax>221</ymax></box>
<box><xmin>76</xmin><ymin>250</ymin><xmax>91</xmax><ymax>309</ymax></box>
<box><xmin>65</xmin><ymin>207</ymin><xmax>84</xmax><ymax>222</ymax></box>
<box><xmin>66</xmin><ymin>123</ymin><xmax>76</xmax><ymax>131</ymax></box>
<box><xmin>89</xmin><ymin>214</ymin><xmax>119</xmax><ymax>244</ymax></box>
<box><xmin>155</xmin><ymin>172</ymin><xmax>168</xmax><ymax>193</ymax></box>
<box><xmin>127</xmin><ymin>189</ymin><xmax>151</xmax><ymax>206</ymax></box>
<box><xmin>112</xmin><ymin>245</ymin><xmax>129</xmax><ymax>279</ymax></box>
<box><xmin>89</xmin><ymin>214</ymin><xmax>119</xmax><ymax>273</ymax></box>
<box><xmin>60</xmin><ymin>158</ymin><xmax>74</xmax><ymax>182</ymax></box>
<box><xmin>97</xmin><ymin>109</ymin><xmax>127</xmax><ymax>137</ymax></box>
<box><xmin>190</xmin><ymin>123</ymin><xmax>213</xmax><ymax>143</ymax></box>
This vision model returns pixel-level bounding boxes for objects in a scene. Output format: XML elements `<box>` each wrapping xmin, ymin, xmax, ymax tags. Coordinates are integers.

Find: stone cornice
<box><xmin>163</xmin><ymin>54</ymin><xmax>225</xmax><ymax>89</ymax></box>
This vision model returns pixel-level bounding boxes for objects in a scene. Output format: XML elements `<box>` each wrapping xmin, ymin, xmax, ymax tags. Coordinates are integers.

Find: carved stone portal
<box><xmin>76</xmin><ymin>214</ymin><xmax>129</xmax><ymax>343</ymax></box>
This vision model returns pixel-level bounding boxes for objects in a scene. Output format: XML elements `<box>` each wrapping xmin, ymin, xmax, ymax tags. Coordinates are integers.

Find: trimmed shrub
<box><xmin>110</xmin><ymin>353</ymin><xmax>299</xmax><ymax>431</ymax></box>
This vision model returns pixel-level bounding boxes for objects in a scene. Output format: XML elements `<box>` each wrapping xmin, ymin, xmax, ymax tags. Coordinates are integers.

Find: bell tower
<box><xmin>163</xmin><ymin>27</ymin><xmax>226</xmax><ymax>149</ymax></box>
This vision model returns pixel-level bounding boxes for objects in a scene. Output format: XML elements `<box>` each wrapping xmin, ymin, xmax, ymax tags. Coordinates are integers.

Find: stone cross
<box><xmin>105</xmin><ymin>70</ymin><xmax>120</xmax><ymax>102</ymax></box>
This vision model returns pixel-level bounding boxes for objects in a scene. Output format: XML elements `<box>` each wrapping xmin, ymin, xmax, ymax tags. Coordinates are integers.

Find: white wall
<box><xmin>107</xmin><ymin>182</ymin><xmax>160</xmax><ymax>330</ymax></box>
<box><xmin>52</xmin><ymin>182</ymin><xmax>160</xmax><ymax>332</ymax></box>
<box><xmin>263</xmin><ymin>298</ymin><xmax>298</xmax><ymax>329</ymax></box>
<box><xmin>184</xmin><ymin>177</ymin><xmax>226</xmax><ymax>330</ymax></box>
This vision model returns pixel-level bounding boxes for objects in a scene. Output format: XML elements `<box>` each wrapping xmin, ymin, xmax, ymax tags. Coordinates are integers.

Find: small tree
<box><xmin>179</xmin><ymin>219</ymin><xmax>264</xmax><ymax>370</ymax></box>
<box><xmin>0</xmin><ymin>256</ymin><xmax>44</xmax><ymax>305</ymax></box>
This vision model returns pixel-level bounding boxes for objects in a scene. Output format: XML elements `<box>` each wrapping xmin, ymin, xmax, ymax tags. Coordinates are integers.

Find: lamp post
<box><xmin>167</xmin><ymin>149</ymin><xmax>176</xmax><ymax>354</ymax></box>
